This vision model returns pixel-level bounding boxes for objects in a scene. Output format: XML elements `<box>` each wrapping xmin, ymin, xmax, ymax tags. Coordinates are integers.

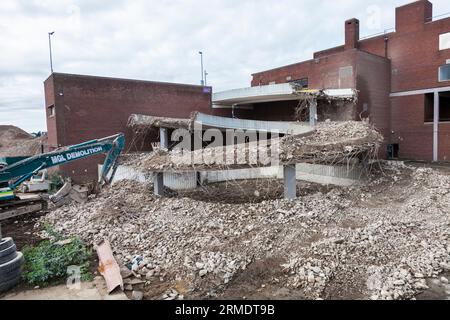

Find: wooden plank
<box><xmin>0</xmin><ymin>203</ymin><xmax>43</xmax><ymax>221</ymax></box>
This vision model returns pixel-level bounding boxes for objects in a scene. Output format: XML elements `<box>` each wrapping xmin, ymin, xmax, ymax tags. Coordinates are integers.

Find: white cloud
<box><xmin>0</xmin><ymin>0</ymin><xmax>449</xmax><ymax>132</ymax></box>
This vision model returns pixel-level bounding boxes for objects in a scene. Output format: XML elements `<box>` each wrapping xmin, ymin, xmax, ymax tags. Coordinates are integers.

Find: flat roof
<box><xmin>213</xmin><ymin>84</ymin><xmax>357</xmax><ymax>106</ymax></box>
<box><xmin>45</xmin><ymin>72</ymin><xmax>211</xmax><ymax>89</ymax></box>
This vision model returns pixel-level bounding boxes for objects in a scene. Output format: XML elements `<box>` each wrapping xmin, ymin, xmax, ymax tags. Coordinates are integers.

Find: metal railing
<box><xmin>359</xmin><ymin>10</ymin><xmax>450</xmax><ymax>41</ymax></box>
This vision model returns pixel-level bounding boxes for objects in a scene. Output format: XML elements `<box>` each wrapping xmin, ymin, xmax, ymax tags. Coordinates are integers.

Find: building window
<box><xmin>439</xmin><ymin>32</ymin><xmax>450</xmax><ymax>51</ymax></box>
<box><xmin>424</xmin><ymin>92</ymin><xmax>450</xmax><ymax>123</ymax></box>
<box><xmin>290</xmin><ymin>78</ymin><xmax>308</xmax><ymax>89</ymax></box>
<box><xmin>424</xmin><ymin>93</ymin><xmax>434</xmax><ymax>122</ymax></box>
<box><xmin>439</xmin><ymin>64</ymin><xmax>450</xmax><ymax>82</ymax></box>
<box><xmin>48</xmin><ymin>105</ymin><xmax>55</xmax><ymax>117</ymax></box>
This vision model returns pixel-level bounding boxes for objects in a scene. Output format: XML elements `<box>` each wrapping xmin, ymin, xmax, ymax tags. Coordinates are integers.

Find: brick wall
<box><xmin>251</xmin><ymin>50</ymin><xmax>357</xmax><ymax>89</ymax></box>
<box><xmin>356</xmin><ymin>51</ymin><xmax>391</xmax><ymax>157</ymax></box>
<box><xmin>391</xmin><ymin>95</ymin><xmax>434</xmax><ymax>160</ymax></box>
<box><xmin>439</xmin><ymin>123</ymin><xmax>450</xmax><ymax>161</ymax></box>
<box><xmin>248</xmin><ymin>50</ymin><xmax>358</xmax><ymax>123</ymax></box>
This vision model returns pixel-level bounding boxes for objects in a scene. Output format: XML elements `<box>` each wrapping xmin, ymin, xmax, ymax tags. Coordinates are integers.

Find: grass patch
<box><xmin>22</xmin><ymin>225</ymin><xmax>93</xmax><ymax>287</ymax></box>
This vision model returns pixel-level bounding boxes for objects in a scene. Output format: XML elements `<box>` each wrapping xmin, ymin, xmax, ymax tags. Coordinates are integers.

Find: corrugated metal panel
<box><xmin>163</xmin><ymin>172</ymin><xmax>197</xmax><ymax>190</ymax></box>
<box><xmin>200</xmin><ymin>164</ymin><xmax>364</xmax><ymax>187</ymax></box>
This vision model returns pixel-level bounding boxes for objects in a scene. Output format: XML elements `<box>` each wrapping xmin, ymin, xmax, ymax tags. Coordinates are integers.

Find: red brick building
<box><xmin>245</xmin><ymin>0</ymin><xmax>450</xmax><ymax>161</ymax></box>
<box><xmin>44</xmin><ymin>73</ymin><xmax>230</xmax><ymax>183</ymax></box>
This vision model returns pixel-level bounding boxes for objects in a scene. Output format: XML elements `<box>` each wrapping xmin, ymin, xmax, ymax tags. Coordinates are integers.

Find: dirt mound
<box><xmin>0</xmin><ymin>125</ymin><xmax>33</xmax><ymax>142</ymax></box>
<box><xmin>0</xmin><ymin>125</ymin><xmax>47</xmax><ymax>157</ymax></box>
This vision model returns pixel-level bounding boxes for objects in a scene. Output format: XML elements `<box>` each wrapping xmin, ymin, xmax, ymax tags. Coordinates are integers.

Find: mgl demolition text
<box><xmin>175</xmin><ymin>304</ymin><xmax>275</xmax><ymax>317</ymax></box>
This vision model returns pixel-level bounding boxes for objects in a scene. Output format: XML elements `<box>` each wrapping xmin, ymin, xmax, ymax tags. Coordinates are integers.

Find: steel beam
<box><xmin>283</xmin><ymin>164</ymin><xmax>297</xmax><ymax>200</ymax></box>
<box><xmin>309</xmin><ymin>100</ymin><xmax>317</xmax><ymax>127</ymax></box>
<box><xmin>433</xmin><ymin>91</ymin><xmax>439</xmax><ymax>162</ymax></box>
<box><xmin>153</xmin><ymin>172</ymin><xmax>164</xmax><ymax>196</ymax></box>
<box><xmin>160</xmin><ymin>128</ymin><xmax>169</xmax><ymax>150</ymax></box>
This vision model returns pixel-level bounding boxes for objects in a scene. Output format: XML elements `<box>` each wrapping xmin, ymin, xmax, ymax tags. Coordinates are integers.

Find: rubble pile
<box><xmin>131</xmin><ymin>120</ymin><xmax>382</xmax><ymax>172</ymax></box>
<box><xmin>281</xmin><ymin>120</ymin><xmax>382</xmax><ymax>164</ymax></box>
<box><xmin>38</xmin><ymin>163</ymin><xmax>450</xmax><ymax>300</ymax></box>
<box><xmin>0</xmin><ymin>125</ymin><xmax>47</xmax><ymax>157</ymax></box>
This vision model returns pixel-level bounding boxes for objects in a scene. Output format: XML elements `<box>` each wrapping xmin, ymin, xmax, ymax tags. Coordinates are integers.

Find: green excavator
<box><xmin>0</xmin><ymin>133</ymin><xmax>125</xmax><ymax>221</ymax></box>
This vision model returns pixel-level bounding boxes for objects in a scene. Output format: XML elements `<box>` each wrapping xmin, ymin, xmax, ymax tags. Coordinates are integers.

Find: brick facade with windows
<box><xmin>249</xmin><ymin>0</ymin><xmax>450</xmax><ymax>161</ymax></box>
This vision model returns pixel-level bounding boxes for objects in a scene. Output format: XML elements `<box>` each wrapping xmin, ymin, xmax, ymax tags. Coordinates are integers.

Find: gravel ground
<box><xmin>37</xmin><ymin>162</ymin><xmax>450</xmax><ymax>300</ymax></box>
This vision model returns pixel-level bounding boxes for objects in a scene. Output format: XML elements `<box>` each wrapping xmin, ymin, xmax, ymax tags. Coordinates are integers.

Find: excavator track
<box><xmin>0</xmin><ymin>196</ymin><xmax>47</xmax><ymax>222</ymax></box>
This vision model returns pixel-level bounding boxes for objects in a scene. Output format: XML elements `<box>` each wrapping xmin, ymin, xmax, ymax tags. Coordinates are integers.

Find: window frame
<box><xmin>439</xmin><ymin>64</ymin><xmax>450</xmax><ymax>82</ymax></box>
<box><xmin>424</xmin><ymin>91</ymin><xmax>450</xmax><ymax>123</ymax></box>
<box><xmin>289</xmin><ymin>77</ymin><xmax>309</xmax><ymax>89</ymax></box>
<box><xmin>48</xmin><ymin>105</ymin><xmax>55</xmax><ymax>118</ymax></box>
<box><xmin>439</xmin><ymin>32</ymin><xmax>450</xmax><ymax>51</ymax></box>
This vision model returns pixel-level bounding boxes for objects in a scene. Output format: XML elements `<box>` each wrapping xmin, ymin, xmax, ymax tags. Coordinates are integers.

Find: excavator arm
<box><xmin>0</xmin><ymin>133</ymin><xmax>125</xmax><ymax>220</ymax></box>
<box><xmin>0</xmin><ymin>133</ymin><xmax>125</xmax><ymax>191</ymax></box>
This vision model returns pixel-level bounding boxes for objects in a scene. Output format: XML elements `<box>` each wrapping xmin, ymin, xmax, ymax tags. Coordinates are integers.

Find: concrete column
<box><xmin>283</xmin><ymin>164</ymin><xmax>297</xmax><ymax>200</ymax></box>
<box><xmin>160</xmin><ymin>128</ymin><xmax>169</xmax><ymax>150</ymax></box>
<box><xmin>153</xmin><ymin>172</ymin><xmax>164</xmax><ymax>196</ymax></box>
<box><xmin>309</xmin><ymin>100</ymin><xmax>318</xmax><ymax>127</ymax></box>
<box><xmin>433</xmin><ymin>91</ymin><xmax>439</xmax><ymax>162</ymax></box>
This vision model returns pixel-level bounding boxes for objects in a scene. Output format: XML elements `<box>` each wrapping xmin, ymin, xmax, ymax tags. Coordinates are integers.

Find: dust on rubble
<box><xmin>36</xmin><ymin>163</ymin><xmax>450</xmax><ymax>300</ymax></box>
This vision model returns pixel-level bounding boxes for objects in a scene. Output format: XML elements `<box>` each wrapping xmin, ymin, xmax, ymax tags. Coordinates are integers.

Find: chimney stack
<box><xmin>345</xmin><ymin>18</ymin><xmax>360</xmax><ymax>50</ymax></box>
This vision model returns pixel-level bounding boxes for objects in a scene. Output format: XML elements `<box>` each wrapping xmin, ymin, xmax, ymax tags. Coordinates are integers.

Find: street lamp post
<box><xmin>199</xmin><ymin>51</ymin><xmax>204</xmax><ymax>86</ymax></box>
<box><xmin>204</xmin><ymin>70</ymin><xmax>208</xmax><ymax>86</ymax></box>
<box><xmin>48</xmin><ymin>31</ymin><xmax>55</xmax><ymax>73</ymax></box>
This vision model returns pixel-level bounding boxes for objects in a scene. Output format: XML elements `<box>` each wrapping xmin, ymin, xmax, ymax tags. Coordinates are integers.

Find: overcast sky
<box><xmin>1</xmin><ymin>0</ymin><xmax>449</xmax><ymax>132</ymax></box>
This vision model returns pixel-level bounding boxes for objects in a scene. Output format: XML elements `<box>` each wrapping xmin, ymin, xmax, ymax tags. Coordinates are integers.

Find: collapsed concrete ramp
<box><xmin>127</xmin><ymin>120</ymin><xmax>383</xmax><ymax>172</ymax></box>
<box><xmin>128</xmin><ymin>112</ymin><xmax>313</xmax><ymax>135</ymax></box>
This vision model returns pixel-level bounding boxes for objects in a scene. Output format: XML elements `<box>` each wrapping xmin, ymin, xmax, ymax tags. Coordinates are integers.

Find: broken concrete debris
<box><xmin>36</xmin><ymin>162</ymin><xmax>450</xmax><ymax>300</ymax></box>
<box><xmin>131</xmin><ymin>290</ymin><xmax>144</xmax><ymax>301</ymax></box>
<box><xmin>162</xmin><ymin>288</ymin><xmax>184</xmax><ymax>300</ymax></box>
<box><xmin>50</xmin><ymin>180</ymin><xmax>89</xmax><ymax>207</ymax></box>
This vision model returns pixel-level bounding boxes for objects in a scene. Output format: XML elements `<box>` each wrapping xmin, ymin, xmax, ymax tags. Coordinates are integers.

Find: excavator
<box><xmin>0</xmin><ymin>133</ymin><xmax>125</xmax><ymax>221</ymax></box>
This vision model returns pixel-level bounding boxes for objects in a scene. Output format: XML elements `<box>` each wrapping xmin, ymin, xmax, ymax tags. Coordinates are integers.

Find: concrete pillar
<box><xmin>433</xmin><ymin>91</ymin><xmax>439</xmax><ymax>162</ymax></box>
<box><xmin>309</xmin><ymin>100</ymin><xmax>318</xmax><ymax>127</ymax></box>
<box><xmin>160</xmin><ymin>128</ymin><xmax>169</xmax><ymax>150</ymax></box>
<box><xmin>153</xmin><ymin>172</ymin><xmax>164</xmax><ymax>196</ymax></box>
<box><xmin>283</xmin><ymin>164</ymin><xmax>297</xmax><ymax>200</ymax></box>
